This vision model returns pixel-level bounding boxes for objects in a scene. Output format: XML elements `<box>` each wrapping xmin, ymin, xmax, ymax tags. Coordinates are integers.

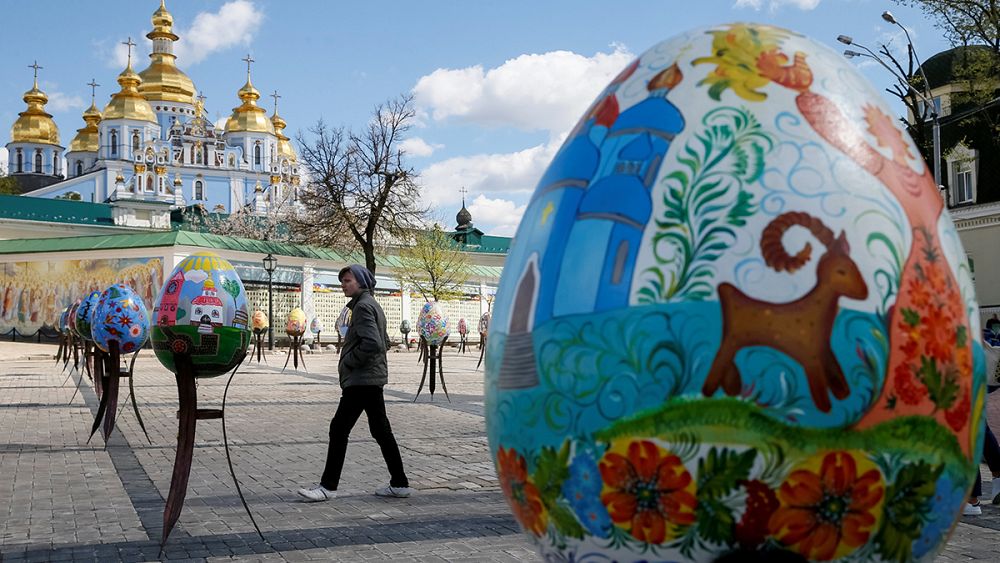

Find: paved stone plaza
<box><xmin>2</xmin><ymin>341</ymin><xmax>1000</xmax><ymax>562</ymax></box>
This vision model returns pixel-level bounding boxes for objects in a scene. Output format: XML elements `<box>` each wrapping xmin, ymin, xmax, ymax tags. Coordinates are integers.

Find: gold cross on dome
<box><xmin>242</xmin><ymin>53</ymin><xmax>255</xmax><ymax>79</ymax></box>
<box><xmin>122</xmin><ymin>37</ymin><xmax>136</xmax><ymax>66</ymax></box>
<box><xmin>270</xmin><ymin>90</ymin><xmax>281</xmax><ymax>113</ymax></box>
<box><xmin>87</xmin><ymin>79</ymin><xmax>100</xmax><ymax>102</ymax></box>
<box><xmin>28</xmin><ymin>61</ymin><xmax>42</xmax><ymax>86</ymax></box>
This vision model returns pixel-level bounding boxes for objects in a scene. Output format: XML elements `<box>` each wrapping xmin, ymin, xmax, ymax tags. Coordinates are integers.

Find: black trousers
<box><xmin>320</xmin><ymin>385</ymin><xmax>408</xmax><ymax>490</ymax></box>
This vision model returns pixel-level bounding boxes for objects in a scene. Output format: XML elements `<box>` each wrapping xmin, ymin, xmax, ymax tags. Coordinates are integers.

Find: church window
<box><xmin>132</xmin><ymin>131</ymin><xmax>140</xmax><ymax>153</ymax></box>
<box><xmin>194</xmin><ymin>180</ymin><xmax>204</xmax><ymax>200</ymax></box>
<box><xmin>228</xmin><ymin>154</ymin><xmax>235</xmax><ymax>168</ymax></box>
<box><xmin>54</xmin><ymin>152</ymin><xmax>60</xmax><ymax>175</ymax></box>
<box><xmin>146</xmin><ymin>174</ymin><xmax>154</xmax><ymax>192</ymax></box>
<box><xmin>196</xmin><ymin>146</ymin><xmax>203</xmax><ymax>165</ymax></box>
<box><xmin>254</xmin><ymin>144</ymin><xmax>261</xmax><ymax>165</ymax></box>
<box><xmin>34</xmin><ymin>150</ymin><xmax>42</xmax><ymax>173</ymax></box>
<box><xmin>110</xmin><ymin>130</ymin><xmax>118</xmax><ymax>155</ymax></box>
<box><xmin>15</xmin><ymin>149</ymin><xmax>23</xmax><ymax>173</ymax></box>
<box><xmin>75</xmin><ymin>161</ymin><xmax>83</xmax><ymax>176</ymax></box>
<box><xmin>190</xmin><ymin>145</ymin><xmax>196</xmax><ymax>163</ymax></box>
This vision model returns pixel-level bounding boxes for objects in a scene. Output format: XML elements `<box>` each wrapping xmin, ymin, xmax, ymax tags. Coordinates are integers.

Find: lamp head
<box><xmin>882</xmin><ymin>11</ymin><xmax>897</xmax><ymax>24</ymax></box>
<box><xmin>843</xmin><ymin>50</ymin><xmax>860</xmax><ymax>59</ymax></box>
<box><xmin>837</xmin><ymin>35</ymin><xmax>853</xmax><ymax>45</ymax></box>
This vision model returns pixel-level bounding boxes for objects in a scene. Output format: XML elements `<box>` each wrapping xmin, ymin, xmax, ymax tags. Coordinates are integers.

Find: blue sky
<box><xmin>1</xmin><ymin>0</ymin><xmax>953</xmax><ymax>236</ymax></box>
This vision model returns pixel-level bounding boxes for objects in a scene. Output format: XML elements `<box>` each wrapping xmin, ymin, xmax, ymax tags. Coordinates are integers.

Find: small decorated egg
<box><xmin>400</xmin><ymin>319</ymin><xmax>411</xmax><ymax>334</ymax></box>
<box><xmin>92</xmin><ymin>284</ymin><xmax>149</xmax><ymax>354</ymax></box>
<box><xmin>417</xmin><ymin>301</ymin><xmax>448</xmax><ymax>346</ymax></box>
<box><xmin>74</xmin><ymin>290</ymin><xmax>101</xmax><ymax>341</ymax></box>
<box><xmin>457</xmin><ymin>318</ymin><xmax>468</xmax><ymax>336</ymax></box>
<box><xmin>479</xmin><ymin>312</ymin><xmax>490</xmax><ymax>335</ymax></box>
<box><xmin>485</xmin><ymin>23</ymin><xmax>982</xmax><ymax>562</ymax></box>
<box><xmin>310</xmin><ymin>316</ymin><xmax>324</xmax><ymax>334</ymax></box>
<box><xmin>286</xmin><ymin>308</ymin><xmax>307</xmax><ymax>336</ymax></box>
<box><xmin>251</xmin><ymin>310</ymin><xmax>269</xmax><ymax>334</ymax></box>
<box><xmin>151</xmin><ymin>251</ymin><xmax>250</xmax><ymax>376</ymax></box>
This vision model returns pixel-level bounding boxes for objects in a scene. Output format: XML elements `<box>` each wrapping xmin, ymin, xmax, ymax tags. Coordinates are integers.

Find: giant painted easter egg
<box><xmin>310</xmin><ymin>316</ymin><xmax>324</xmax><ymax>334</ymax></box>
<box><xmin>92</xmin><ymin>284</ymin><xmax>149</xmax><ymax>354</ymax></box>
<box><xmin>286</xmin><ymin>308</ymin><xmax>307</xmax><ymax>336</ymax></box>
<box><xmin>151</xmin><ymin>252</ymin><xmax>250</xmax><ymax>376</ymax></box>
<box><xmin>336</xmin><ymin>306</ymin><xmax>351</xmax><ymax>338</ymax></box>
<box><xmin>485</xmin><ymin>24</ymin><xmax>983</xmax><ymax>563</ymax></box>
<box><xmin>59</xmin><ymin>307</ymin><xmax>70</xmax><ymax>334</ymax></box>
<box><xmin>418</xmin><ymin>301</ymin><xmax>448</xmax><ymax>346</ymax></box>
<box><xmin>74</xmin><ymin>290</ymin><xmax>101</xmax><ymax>341</ymax></box>
<box><xmin>251</xmin><ymin>310</ymin><xmax>269</xmax><ymax>334</ymax></box>
<box><xmin>458</xmin><ymin>318</ymin><xmax>468</xmax><ymax>336</ymax></box>
<box><xmin>66</xmin><ymin>299</ymin><xmax>82</xmax><ymax>336</ymax></box>
<box><xmin>479</xmin><ymin>312</ymin><xmax>490</xmax><ymax>335</ymax></box>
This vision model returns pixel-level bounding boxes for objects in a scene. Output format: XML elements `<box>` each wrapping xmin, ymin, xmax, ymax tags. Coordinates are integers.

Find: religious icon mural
<box><xmin>0</xmin><ymin>257</ymin><xmax>162</xmax><ymax>334</ymax></box>
<box><xmin>485</xmin><ymin>24</ymin><xmax>983</xmax><ymax>562</ymax></box>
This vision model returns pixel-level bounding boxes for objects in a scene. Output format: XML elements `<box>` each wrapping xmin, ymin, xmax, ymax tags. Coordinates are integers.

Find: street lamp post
<box><xmin>838</xmin><ymin>27</ymin><xmax>944</xmax><ymax>201</ymax></box>
<box><xmin>262</xmin><ymin>253</ymin><xmax>277</xmax><ymax>350</ymax></box>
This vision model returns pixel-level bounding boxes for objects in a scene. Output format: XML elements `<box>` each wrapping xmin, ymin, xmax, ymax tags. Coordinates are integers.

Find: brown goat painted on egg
<box><xmin>702</xmin><ymin>211</ymin><xmax>869</xmax><ymax>412</ymax></box>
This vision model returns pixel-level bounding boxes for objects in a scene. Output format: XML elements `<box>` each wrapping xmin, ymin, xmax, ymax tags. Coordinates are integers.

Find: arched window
<box><xmin>131</xmin><ymin>131</ymin><xmax>140</xmax><ymax>153</ymax></box>
<box><xmin>54</xmin><ymin>152</ymin><xmax>60</xmax><ymax>175</ymax></box>
<box><xmin>110</xmin><ymin>130</ymin><xmax>118</xmax><ymax>155</ymax></box>
<box><xmin>75</xmin><ymin>161</ymin><xmax>83</xmax><ymax>176</ymax></box>
<box><xmin>34</xmin><ymin>150</ymin><xmax>42</xmax><ymax>173</ymax></box>
<box><xmin>15</xmin><ymin>149</ymin><xmax>23</xmax><ymax>173</ymax></box>
<box><xmin>146</xmin><ymin>174</ymin><xmax>154</xmax><ymax>192</ymax></box>
<box><xmin>194</xmin><ymin>180</ymin><xmax>204</xmax><ymax>200</ymax></box>
<box><xmin>254</xmin><ymin>144</ymin><xmax>261</xmax><ymax>165</ymax></box>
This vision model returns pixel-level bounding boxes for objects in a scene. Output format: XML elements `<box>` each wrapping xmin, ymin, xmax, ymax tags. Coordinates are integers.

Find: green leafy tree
<box><xmin>395</xmin><ymin>225</ymin><xmax>471</xmax><ymax>302</ymax></box>
<box><xmin>0</xmin><ymin>175</ymin><xmax>21</xmax><ymax>195</ymax></box>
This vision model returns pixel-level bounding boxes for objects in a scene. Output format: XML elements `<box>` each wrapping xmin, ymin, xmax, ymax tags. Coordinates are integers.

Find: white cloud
<box><xmin>175</xmin><ymin>0</ymin><xmax>264</xmax><ymax>65</ymax></box>
<box><xmin>467</xmin><ymin>195</ymin><xmax>526</xmax><ymax>237</ymax></box>
<box><xmin>734</xmin><ymin>0</ymin><xmax>821</xmax><ymax>10</ymax></box>
<box><xmin>0</xmin><ymin>147</ymin><xmax>8</xmax><ymax>172</ymax></box>
<box><xmin>400</xmin><ymin>137</ymin><xmax>442</xmax><ymax>158</ymax></box>
<box><xmin>412</xmin><ymin>45</ymin><xmax>634</xmax><ymax>134</ymax></box>
<box><xmin>106</xmin><ymin>1</ymin><xmax>263</xmax><ymax>68</ymax></box>
<box><xmin>419</xmin><ymin>141</ymin><xmax>558</xmax><ymax>209</ymax></box>
<box><xmin>46</xmin><ymin>91</ymin><xmax>86</xmax><ymax>112</ymax></box>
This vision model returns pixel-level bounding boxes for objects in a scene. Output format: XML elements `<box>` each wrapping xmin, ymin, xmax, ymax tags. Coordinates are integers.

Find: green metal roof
<box><xmin>0</xmin><ymin>193</ymin><xmax>115</xmax><ymax>226</ymax></box>
<box><xmin>0</xmin><ymin>230</ymin><xmax>504</xmax><ymax>278</ymax></box>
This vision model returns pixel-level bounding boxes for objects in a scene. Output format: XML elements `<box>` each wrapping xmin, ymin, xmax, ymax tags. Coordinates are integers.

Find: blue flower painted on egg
<box><xmin>92</xmin><ymin>284</ymin><xmax>149</xmax><ymax>354</ymax></box>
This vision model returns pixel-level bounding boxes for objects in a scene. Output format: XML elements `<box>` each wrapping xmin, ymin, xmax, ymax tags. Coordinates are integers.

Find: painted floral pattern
<box><xmin>497</xmin><ymin>447</ymin><xmax>548</xmax><ymax>536</ymax></box>
<box><xmin>599</xmin><ymin>440</ymin><xmax>697</xmax><ymax>543</ymax></box>
<box><xmin>769</xmin><ymin>451</ymin><xmax>884</xmax><ymax>560</ymax></box>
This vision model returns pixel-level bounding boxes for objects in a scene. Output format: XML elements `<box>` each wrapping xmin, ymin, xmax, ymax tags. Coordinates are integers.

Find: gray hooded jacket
<box><xmin>338</xmin><ymin>289</ymin><xmax>390</xmax><ymax>388</ymax></box>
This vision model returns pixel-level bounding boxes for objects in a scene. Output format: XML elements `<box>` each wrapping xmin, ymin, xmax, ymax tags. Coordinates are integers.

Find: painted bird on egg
<box><xmin>485</xmin><ymin>23</ymin><xmax>983</xmax><ymax>563</ymax></box>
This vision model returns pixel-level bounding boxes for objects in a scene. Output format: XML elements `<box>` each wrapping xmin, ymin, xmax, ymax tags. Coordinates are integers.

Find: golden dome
<box><xmin>225</xmin><ymin>77</ymin><xmax>275</xmax><ymax>135</ymax></box>
<box><xmin>103</xmin><ymin>64</ymin><xmax>158</xmax><ymax>123</ymax></box>
<box><xmin>138</xmin><ymin>1</ymin><xmax>196</xmax><ymax>104</ymax></box>
<box><xmin>272</xmin><ymin>110</ymin><xmax>297</xmax><ymax>162</ymax></box>
<box><xmin>68</xmin><ymin>102</ymin><xmax>102</xmax><ymax>153</ymax></box>
<box><xmin>11</xmin><ymin>80</ymin><xmax>60</xmax><ymax>145</ymax></box>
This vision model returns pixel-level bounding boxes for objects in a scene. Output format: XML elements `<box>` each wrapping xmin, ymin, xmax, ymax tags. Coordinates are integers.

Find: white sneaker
<box><xmin>374</xmin><ymin>485</ymin><xmax>413</xmax><ymax>498</ymax></box>
<box><xmin>297</xmin><ymin>485</ymin><xmax>336</xmax><ymax>502</ymax></box>
<box><xmin>991</xmin><ymin>477</ymin><xmax>1000</xmax><ymax>504</ymax></box>
<box><xmin>963</xmin><ymin>502</ymin><xmax>982</xmax><ymax>516</ymax></box>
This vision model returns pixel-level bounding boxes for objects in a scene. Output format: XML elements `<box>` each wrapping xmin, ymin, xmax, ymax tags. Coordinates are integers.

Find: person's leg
<box><xmin>362</xmin><ymin>386</ymin><xmax>409</xmax><ymax>488</ymax></box>
<box><xmin>983</xmin><ymin>422</ymin><xmax>1000</xmax><ymax>473</ymax></box>
<box><xmin>320</xmin><ymin>387</ymin><xmax>366</xmax><ymax>490</ymax></box>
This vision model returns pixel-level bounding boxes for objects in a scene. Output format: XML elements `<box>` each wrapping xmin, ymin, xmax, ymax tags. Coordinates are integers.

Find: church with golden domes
<box><xmin>5</xmin><ymin>0</ymin><xmax>300</xmax><ymax>223</ymax></box>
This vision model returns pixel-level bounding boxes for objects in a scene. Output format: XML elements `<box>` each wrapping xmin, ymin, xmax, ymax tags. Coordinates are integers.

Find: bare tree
<box><xmin>894</xmin><ymin>0</ymin><xmax>1000</xmax><ymax>52</ymax></box>
<box><xmin>395</xmin><ymin>225</ymin><xmax>471</xmax><ymax>302</ymax></box>
<box><xmin>293</xmin><ymin>94</ymin><xmax>428</xmax><ymax>272</ymax></box>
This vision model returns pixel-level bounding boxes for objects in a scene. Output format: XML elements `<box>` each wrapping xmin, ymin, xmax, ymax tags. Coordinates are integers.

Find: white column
<box><xmin>401</xmin><ymin>285</ymin><xmax>412</xmax><ymax>327</ymax></box>
<box><xmin>302</xmin><ymin>262</ymin><xmax>315</xmax><ymax>342</ymax></box>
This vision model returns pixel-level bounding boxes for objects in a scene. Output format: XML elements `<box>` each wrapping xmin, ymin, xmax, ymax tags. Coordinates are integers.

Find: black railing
<box><xmin>1</xmin><ymin>326</ymin><xmax>63</xmax><ymax>343</ymax></box>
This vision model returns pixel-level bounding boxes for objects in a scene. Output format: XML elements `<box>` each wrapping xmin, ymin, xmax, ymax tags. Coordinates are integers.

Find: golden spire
<box><xmin>103</xmin><ymin>38</ymin><xmax>157</xmax><ymax>123</ymax></box>
<box><xmin>225</xmin><ymin>54</ymin><xmax>275</xmax><ymax>134</ymax></box>
<box><xmin>138</xmin><ymin>0</ymin><xmax>196</xmax><ymax>105</ymax></box>
<box><xmin>10</xmin><ymin>61</ymin><xmax>61</xmax><ymax>145</ymax></box>
<box><xmin>270</xmin><ymin>90</ymin><xmax>297</xmax><ymax>162</ymax></box>
<box><xmin>69</xmin><ymin>79</ymin><xmax>103</xmax><ymax>153</ymax></box>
